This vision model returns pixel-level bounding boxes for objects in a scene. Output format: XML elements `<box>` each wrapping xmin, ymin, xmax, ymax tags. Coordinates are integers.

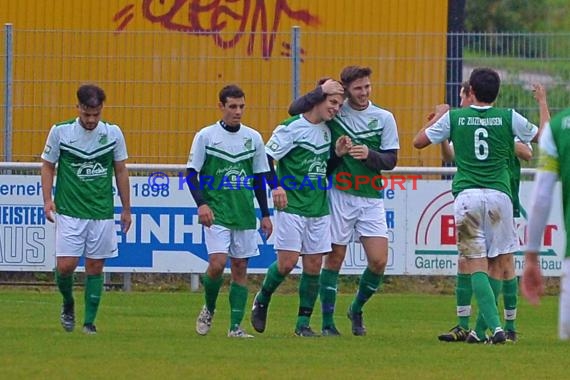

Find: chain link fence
<box><xmin>2</xmin><ymin>28</ymin><xmax>570</xmax><ymax>166</ymax></box>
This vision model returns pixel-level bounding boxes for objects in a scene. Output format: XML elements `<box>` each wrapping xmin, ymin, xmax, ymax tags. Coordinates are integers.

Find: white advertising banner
<box><xmin>0</xmin><ymin>175</ymin><xmax>565</xmax><ymax>276</ymax></box>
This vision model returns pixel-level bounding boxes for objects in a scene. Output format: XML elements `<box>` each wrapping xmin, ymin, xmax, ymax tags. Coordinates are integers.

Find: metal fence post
<box><xmin>3</xmin><ymin>23</ymin><xmax>13</xmax><ymax>163</ymax></box>
<box><xmin>190</xmin><ymin>273</ymin><xmax>200</xmax><ymax>292</ymax></box>
<box><xmin>291</xmin><ymin>26</ymin><xmax>301</xmax><ymax>101</ymax></box>
<box><xmin>123</xmin><ymin>272</ymin><xmax>132</xmax><ymax>292</ymax></box>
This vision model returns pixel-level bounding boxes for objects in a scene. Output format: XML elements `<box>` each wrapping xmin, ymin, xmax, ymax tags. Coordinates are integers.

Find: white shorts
<box><xmin>274</xmin><ymin>211</ymin><xmax>331</xmax><ymax>255</ymax></box>
<box><xmin>329</xmin><ymin>187</ymin><xmax>388</xmax><ymax>245</ymax></box>
<box><xmin>55</xmin><ymin>214</ymin><xmax>118</xmax><ymax>259</ymax></box>
<box><xmin>454</xmin><ymin>189</ymin><xmax>518</xmax><ymax>259</ymax></box>
<box><xmin>204</xmin><ymin>224</ymin><xmax>260</xmax><ymax>258</ymax></box>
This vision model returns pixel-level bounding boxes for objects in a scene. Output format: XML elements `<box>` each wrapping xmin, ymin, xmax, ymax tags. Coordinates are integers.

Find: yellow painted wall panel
<box><xmin>0</xmin><ymin>0</ymin><xmax>448</xmax><ymax>164</ymax></box>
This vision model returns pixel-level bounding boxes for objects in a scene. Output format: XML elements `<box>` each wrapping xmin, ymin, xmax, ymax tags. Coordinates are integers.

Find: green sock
<box><xmin>471</xmin><ymin>272</ymin><xmax>501</xmax><ymax>333</ymax></box>
<box><xmin>489</xmin><ymin>277</ymin><xmax>503</xmax><ymax>304</ymax></box>
<box><xmin>456</xmin><ymin>273</ymin><xmax>472</xmax><ymax>330</ymax></box>
<box><xmin>84</xmin><ymin>274</ymin><xmax>103</xmax><ymax>325</ymax></box>
<box><xmin>229</xmin><ymin>282</ymin><xmax>248</xmax><ymax>331</ymax></box>
<box><xmin>296</xmin><ymin>272</ymin><xmax>320</xmax><ymax>330</ymax></box>
<box><xmin>503</xmin><ymin>277</ymin><xmax>518</xmax><ymax>331</ymax></box>
<box><xmin>202</xmin><ymin>273</ymin><xmax>223</xmax><ymax>313</ymax></box>
<box><xmin>474</xmin><ymin>276</ymin><xmax>502</xmax><ymax>338</ymax></box>
<box><xmin>56</xmin><ymin>270</ymin><xmax>74</xmax><ymax>306</ymax></box>
<box><xmin>320</xmin><ymin>268</ymin><xmax>339</xmax><ymax>329</ymax></box>
<box><xmin>350</xmin><ymin>267</ymin><xmax>383</xmax><ymax>314</ymax></box>
<box><xmin>258</xmin><ymin>262</ymin><xmax>286</xmax><ymax>304</ymax></box>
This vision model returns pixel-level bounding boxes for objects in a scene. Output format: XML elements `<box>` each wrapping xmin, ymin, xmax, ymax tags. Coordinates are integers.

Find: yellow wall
<box><xmin>0</xmin><ymin>0</ymin><xmax>448</xmax><ymax>164</ymax></box>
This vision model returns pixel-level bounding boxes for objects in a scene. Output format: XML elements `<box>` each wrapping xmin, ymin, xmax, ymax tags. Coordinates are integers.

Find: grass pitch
<box><xmin>0</xmin><ymin>289</ymin><xmax>566</xmax><ymax>379</ymax></box>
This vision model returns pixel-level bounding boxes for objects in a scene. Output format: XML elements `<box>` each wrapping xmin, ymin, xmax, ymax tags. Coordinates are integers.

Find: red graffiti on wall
<box><xmin>114</xmin><ymin>0</ymin><xmax>319</xmax><ymax>59</ymax></box>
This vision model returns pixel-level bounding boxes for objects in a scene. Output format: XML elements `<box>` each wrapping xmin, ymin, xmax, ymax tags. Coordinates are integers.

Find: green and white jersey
<box><xmin>329</xmin><ymin>101</ymin><xmax>400</xmax><ymax>198</ymax></box>
<box><xmin>539</xmin><ymin>110</ymin><xmax>570</xmax><ymax>257</ymax></box>
<box><xmin>187</xmin><ymin>121</ymin><xmax>269</xmax><ymax>230</ymax></box>
<box><xmin>41</xmin><ymin>118</ymin><xmax>128</xmax><ymax>220</ymax></box>
<box><xmin>266</xmin><ymin>115</ymin><xmax>331</xmax><ymax>217</ymax></box>
<box><xmin>426</xmin><ymin>105</ymin><xmax>538</xmax><ymax>198</ymax></box>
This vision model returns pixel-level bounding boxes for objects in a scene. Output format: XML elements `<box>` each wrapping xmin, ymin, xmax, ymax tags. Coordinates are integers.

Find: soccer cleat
<box><xmin>465</xmin><ymin>330</ymin><xmax>488</xmax><ymax>344</ymax></box>
<box><xmin>196</xmin><ymin>305</ymin><xmax>214</xmax><ymax>335</ymax></box>
<box><xmin>82</xmin><ymin>323</ymin><xmax>97</xmax><ymax>335</ymax></box>
<box><xmin>438</xmin><ymin>325</ymin><xmax>469</xmax><ymax>342</ymax></box>
<box><xmin>60</xmin><ymin>303</ymin><xmax>75</xmax><ymax>332</ymax></box>
<box><xmin>347</xmin><ymin>309</ymin><xmax>366</xmax><ymax>336</ymax></box>
<box><xmin>321</xmin><ymin>325</ymin><xmax>341</xmax><ymax>336</ymax></box>
<box><xmin>295</xmin><ymin>326</ymin><xmax>319</xmax><ymax>337</ymax></box>
<box><xmin>505</xmin><ymin>330</ymin><xmax>517</xmax><ymax>342</ymax></box>
<box><xmin>490</xmin><ymin>329</ymin><xmax>506</xmax><ymax>345</ymax></box>
<box><xmin>251</xmin><ymin>292</ymin><xmax>269</xmax><ymax>333</ymax></box>
<box><xmin>228</xmin><ymin>326</ymin><xmax>254</xmax><ymax>338</ymax></box>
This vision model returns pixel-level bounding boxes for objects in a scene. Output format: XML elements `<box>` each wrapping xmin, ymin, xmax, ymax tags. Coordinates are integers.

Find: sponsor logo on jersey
<box><xmin>74</xmin><ymin>161</ymin><xmax>108</xmax><ymax>181</ymax></box>
<box><xmin>98</xmin><ymin>133</ymin><xmax>108</xmax><ymax>145</ymax></box>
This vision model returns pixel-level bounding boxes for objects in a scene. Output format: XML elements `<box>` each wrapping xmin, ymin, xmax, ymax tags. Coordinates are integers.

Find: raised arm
<box><xmin>288</xmin><ymin>79</ymin><xmax>344</xmax><ymax>116</ymax></box>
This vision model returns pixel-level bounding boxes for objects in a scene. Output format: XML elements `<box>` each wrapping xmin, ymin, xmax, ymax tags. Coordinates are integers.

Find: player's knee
<box><xmin>278</xmin><ymin>260</ymin><xmax>296</xmax><ymax>275</ymax></box>
<box><xmin>324</xmin><ymin>252</ymin><xmax>344</xmax><ymax>270</ymax></box>
<box><xmin>368</xmin><ymin>256</ymin><xmax>387</xmax><ymax>273</ymax></box>
<box><xmin>207</xmin><ymin>263</ymin><xmax>225</xmax><ymax>278</ymax></box>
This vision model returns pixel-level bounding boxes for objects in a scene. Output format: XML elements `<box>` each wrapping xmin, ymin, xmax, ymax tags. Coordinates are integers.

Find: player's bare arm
<box><xmin>515</xmin><ymin>142</ymin><xmax>532</xmax><ymax>161</ymax></box>
<box><xmin>521</xmin><ymin>251</ymin><xmax>544</xmax><ymax>305</ymax></box>
<box><xmin>533</xmin><ymin>83</ymin><xmax>550</xmax><ymax>139</ymax></box>
<box><xmin>413</xmin><ymin>104</ymin><xmax>450</xmax><ymax>149</ymax></box>
<box><xmin>114</xmin><ymin>160</ymin><xmax>132</xmax><ymax>233</ymax></box>
<box><xmin>40</xmin><ymin>159</ymin><xmax>56</xmax><ymax>223</ymax></box>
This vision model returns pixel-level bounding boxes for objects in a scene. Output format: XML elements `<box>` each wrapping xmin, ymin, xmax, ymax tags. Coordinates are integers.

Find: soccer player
<box><xmin>187</xmin><ymin>84</ymin><xmax>272</xmax><ymax>338</ymax></box>
<box><xmin>250</xmin><ymin>82</ymin><xmax>351</xmax><ymax>337</ymax></box>
<box><xmin>436</xmin><ymin>83</ymin><xmax>549</xmax><ymax>342</ymax></box>
<box><xmin>413</xmin><ymin>67</ymin><xmax>539</xmax><ymax>344</ymax></box>
<box><xmin>41</xmin><ymin>84</ymin><xmax>132</xmax><ymax>335</ymax></box>
<box><xmin>522</xmin><ymin>107</ymin><xmax>570</xmax><ymax>340</ymax></box>
<box><xmin>287</xmin><ymin>66</ymin><xmax>400</xmax><ymax>336</ymax></box>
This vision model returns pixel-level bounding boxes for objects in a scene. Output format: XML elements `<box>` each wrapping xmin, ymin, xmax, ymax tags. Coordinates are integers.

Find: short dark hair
<box><xmin>219</xmin><ymin>85</ymin><xmax>245</xmax><ymax>104</ymax></box>
<box><xmin>77</xmin><ymin>84</ymin><xmax>106</xmax><ymax>108</ymax></box>
<box><xmin>460</xmin><ymin>81</ymin><xmax>470</xmax><ymax>96</ymax></box>
<box><xmin>316</xmin><ymin>77</ymin><xmax>333</xmax><ymax>85</ymax></box>
<box><xmin>469</xmin><ymin>68</ymin><xmax>500</xmax><ymax>103</ymax></box>
<box><xmin>340</xmin><ymin>66</ymin><xmax>372</xmax><ymax>86</ymax></box>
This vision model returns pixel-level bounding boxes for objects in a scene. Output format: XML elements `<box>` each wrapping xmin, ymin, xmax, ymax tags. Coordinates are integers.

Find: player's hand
<box><xmin>121</xmin><ymin>209</ymin><xmax>132</xmax><ymax>233</ymax></box>
<box><xmin>321</xmin><ymin>79</ymin><xmax>344</xmax><ymax>96</ymax></box>
<box><xmin>44</xmin><ymin>200</ymin><xmax>56</xmax><ymax>223</ymax></box>
<box><xmin>521</xmin><ymin>252</ymin><xmax>545</xmax><ymax>306</ymax></box>
<box><xmin>260</xmin><ymin>216</ymin><xmax>273</xmax><ymax>240</ymax></box>
<box><xmin>197</xmin><ymin>204</ymin><xmax>214</xmax><ymax>227</ymax></box>
<box><xmin>349</xmin><ymin>144</ymin><xmax>369</xmax><ymax>160</ymax></box>
<box><xmin>272</xmin><ymin>186</ymin><xmax>288</xmax><ymax>210</ymax></box>
<box><xmin>532</xmin><ymin>83</ymin><xmax>547</xmax><ymax>105</ymax></box>
<box><xmin>335</xmin><ymin>135</ymin><xmax>352</xmax><ymax>156</ymax></box>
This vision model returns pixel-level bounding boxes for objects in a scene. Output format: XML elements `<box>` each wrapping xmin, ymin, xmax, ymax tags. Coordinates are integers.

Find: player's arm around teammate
<box><xmin>251</xmin><ymin>85</ymin><xmax>351</xmax><ymax>337</ymax></box>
